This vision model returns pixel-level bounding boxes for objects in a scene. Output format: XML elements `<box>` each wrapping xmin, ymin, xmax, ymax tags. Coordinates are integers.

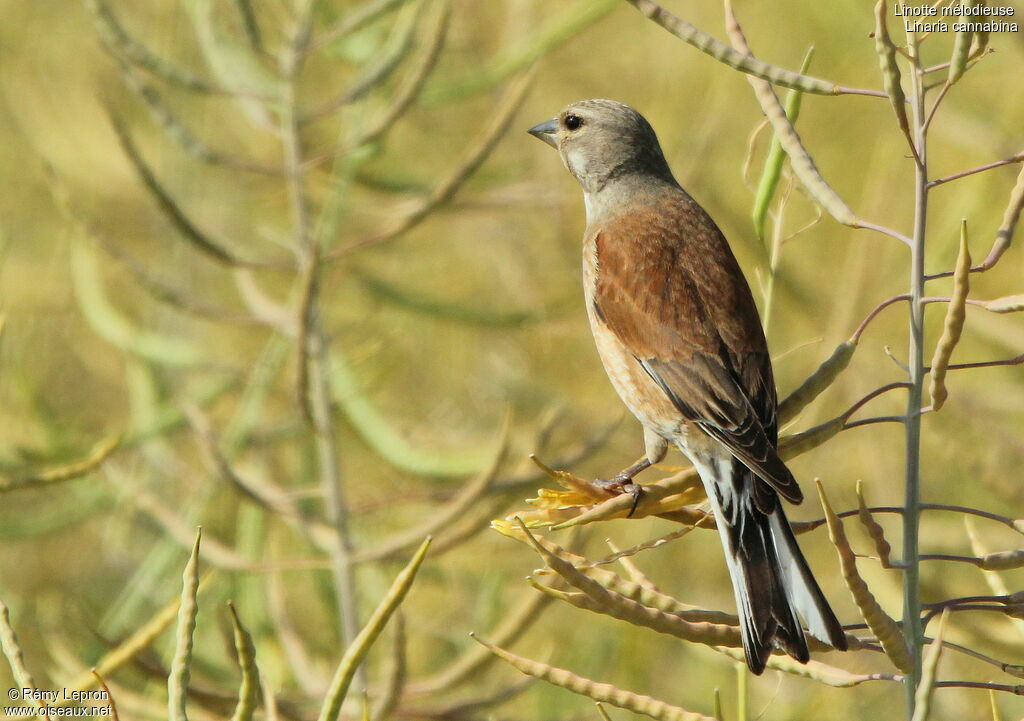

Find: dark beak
<box><xmin>527</xmin><ymin>118</ymin><xmax>558</xmax><ymax>149</ymax></box>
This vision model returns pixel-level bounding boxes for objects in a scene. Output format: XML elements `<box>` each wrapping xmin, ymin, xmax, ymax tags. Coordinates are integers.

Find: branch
<box><xmin>331</xmin><ymin>63</ymin><xmax>535</xmax><ymax>256</ymax></box>
<box><xmin>721</xmin><ymin>0</ymin><xmax>912</xmax><ymax>245</ymax></box>
<box><xmin>626</xmin><ymin>0</ymin><xmax>887</xmax><ymax>97</ymax></box>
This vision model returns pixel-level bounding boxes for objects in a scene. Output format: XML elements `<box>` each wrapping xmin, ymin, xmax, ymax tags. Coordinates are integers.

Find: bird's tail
<box><xmin>703</xmin><ymin>462</ymin><xmax>848</xmax><ymax>674</ymax></box>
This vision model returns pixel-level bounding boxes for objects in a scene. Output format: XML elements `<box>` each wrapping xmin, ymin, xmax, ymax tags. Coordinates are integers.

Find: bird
<box><xmin>527</xmin><ymin>99</ymin><xmax>847</xmax><ymax>674</ymax></box>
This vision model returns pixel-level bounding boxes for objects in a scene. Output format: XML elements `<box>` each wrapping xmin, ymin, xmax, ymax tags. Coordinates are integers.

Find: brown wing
<box><xmin>591</xmin><ymin>193</ymin><xmax>802</xmax><ymax>505</ymax></box>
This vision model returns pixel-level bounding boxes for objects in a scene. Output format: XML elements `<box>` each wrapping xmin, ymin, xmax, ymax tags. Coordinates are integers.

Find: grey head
<box><xmin>528</xmin><ymin>99</ymin><xmax>677</xmax><ymax>196</ymax></box>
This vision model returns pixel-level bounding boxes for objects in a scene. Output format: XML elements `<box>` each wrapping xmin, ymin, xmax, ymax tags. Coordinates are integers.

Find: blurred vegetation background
<box><xmin>0</xmin><ymin>0</ymin><xmax>1022</xmax><ymax>719</ymax></box>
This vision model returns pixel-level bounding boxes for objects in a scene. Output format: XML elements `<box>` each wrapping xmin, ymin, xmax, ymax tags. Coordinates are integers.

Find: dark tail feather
<box><xmin>706</xmin><ymin>465</ymin><xmax>847</xmax><ymax>675</ymax></box>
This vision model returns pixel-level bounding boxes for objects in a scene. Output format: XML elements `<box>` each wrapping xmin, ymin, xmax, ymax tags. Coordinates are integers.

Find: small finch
<box><xmin>528</xmin><ymin>99</ymin><xmax>847</xmax><ymax>673</ymax></box>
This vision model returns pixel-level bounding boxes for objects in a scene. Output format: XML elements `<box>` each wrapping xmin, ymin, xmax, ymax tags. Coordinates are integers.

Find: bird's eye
<box><xmin>564</xmin><ymin>114</ymin><xmax>583</xmax><ymax>131</ymax></box>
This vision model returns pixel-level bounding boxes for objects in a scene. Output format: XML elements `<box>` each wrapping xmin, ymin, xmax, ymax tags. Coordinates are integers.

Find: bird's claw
<box><xmin>594</xmin><ymin>474</ymin><xmax>645</xmax><ymax>518</ymax></box>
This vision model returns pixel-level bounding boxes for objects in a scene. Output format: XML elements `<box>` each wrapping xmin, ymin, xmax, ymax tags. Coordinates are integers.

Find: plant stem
<box><xmin>282</xmin><ymin>1</ymin><xmax>362</xmax><ymax>680</ymax></box>
<box><xmin>902</xmin><ymin>31</ymin><xmax>928</xmax><ymax>720</ymax></box>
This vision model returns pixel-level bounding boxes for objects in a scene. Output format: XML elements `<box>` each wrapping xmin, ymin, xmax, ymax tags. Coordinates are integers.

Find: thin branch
<box><xmin>843</xmin><ymin>382</ymin><xmax>912</xmax><ymax>420</ymax></box>
<box><xmin>105</xmin><ymin>108</ymin><xmax>288</xmax><ymax>270</ymax></box>
<box><xmin>626</xmin><ymin>0</ymin><xmax>888</xmax><ymax>97</ymax></box>
<box><xmin>305</xmin><ymin>1</ymin><xmax>449</xmax><ymax>168</ymax></box>
<box><xmin>921</xmin><ymin>81</ymin><xmax>950</xmax><ymax>135</ymax></box>
<box><xmin>843</xmin><ymin>415</ymin><xmax>906</xmax><ymax>430</ymax></box>
<box><xmin>926</xmin><ymin>151</ymin><xmax>1023</xmax><ymax>189</ymax></box>
<box><xmin>282</xmin><ymin>1</ymin><xmax>362</xmax><ymax>665</ymax></box>
<box><xmin>329</xmin><ymin>63</ymin><xmax>534</xmax><ymax>257</ymax></box>
<box><xmin>720</xmin><ymin>0</ymin><xmax>912</xmax><ymax>246</ymax></box>
<box><xmin>852</xmin><ymin>294</ymin><xmax>987</xmax><ymax>342</ymax></box>
<box><xmin>933</xmin><ymin>681</ymin><xmax>1024</xmax><ymax>695</ymax></box>
<box><xmin>308</xmin><ymin>0</ymin><xmax>412</xmax><ymax>55</ymax></box>
<box><xmin>943</xmin><ymin>353</ymin><xmax>1024</xmax><ymax>371</ymax></box>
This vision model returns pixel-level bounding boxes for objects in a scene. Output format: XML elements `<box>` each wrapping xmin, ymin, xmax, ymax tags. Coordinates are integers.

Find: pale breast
<box><xmin>582</xmin><ymin>233</ymin><xmax>683</xmax><ymax>441</ymax></box>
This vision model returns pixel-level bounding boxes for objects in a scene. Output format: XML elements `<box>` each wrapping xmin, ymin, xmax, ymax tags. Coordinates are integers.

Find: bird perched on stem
<box><xmin>528</xmin><ymin>99</ymin><xmax>847</xmax><ymax>674</ymax></box>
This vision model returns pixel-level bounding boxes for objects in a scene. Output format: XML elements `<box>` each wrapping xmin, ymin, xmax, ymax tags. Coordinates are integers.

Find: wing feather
<box><xmin>591</xmin><ymin>195</ymin><xmax>802</xmax><ymax>504</ymax></box>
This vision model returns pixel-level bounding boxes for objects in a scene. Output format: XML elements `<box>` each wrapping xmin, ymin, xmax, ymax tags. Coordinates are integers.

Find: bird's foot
<box><xmin>594</xmin><ymin>472</ymin><xmax>645</xmax><ymax>518</ymax></box>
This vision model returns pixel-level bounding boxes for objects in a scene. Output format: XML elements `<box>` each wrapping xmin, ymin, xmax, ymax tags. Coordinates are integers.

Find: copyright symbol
<box><xmin>8</xmin><ymin>688</ymin><xmax>20</xmax><ymax>700</ymax></box>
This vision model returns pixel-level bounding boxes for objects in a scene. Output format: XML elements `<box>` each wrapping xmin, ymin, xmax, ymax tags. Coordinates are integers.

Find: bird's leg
<box><xmin>594</xmin><ymin>430</ymin><xmax>667</xmax><ymax>518</ymax></box>
<box><xmin>595</xmin><ymin>458</ymin><xmax>650</xmax><ymax>517</ymax></box>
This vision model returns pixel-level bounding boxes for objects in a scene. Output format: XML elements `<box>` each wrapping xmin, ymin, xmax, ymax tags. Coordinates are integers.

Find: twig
<box><xmin>926</xmin><ymin>151</ymin><xmax>1023</xmax><ymax>189</ymax></box>
<box><xmin>283</xmin><ymin>0</ymin><xmax>363</xmax><ymax>667</ymax></box>
<box><xmin>627</xmin><ymin>0</ymin><xmax>887</xmax><ymax>98</ymax></box>
<box><xmin>721</xmin><ymin>0</ymin><xmax>911</xmax><ymax>246</ymax></box>
<box><xmin>308</xmin><ymin>0</ymin><xmax>412</xmax><ymax>54</ymax></box>
<box><xmin>306</xmin><ymin>1</ymin><xmax>449</xmax><ymax>168</ymax></box>
<box><xmin>901</xmin><ymin>29</ymin><xmax>929</xmax><ymax>711</ymax></box>
<box><xmin>933</xmin><ymin>681</ymin><xmax>1024</xmax><ymax>695</ymax></box>
<box><xmin>331</xmin><ymin>63</ymin><xmax>534</xmax><ymax>256</ymax></box>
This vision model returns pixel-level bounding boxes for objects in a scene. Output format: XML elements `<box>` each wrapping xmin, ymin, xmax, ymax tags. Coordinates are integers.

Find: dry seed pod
<box><xmin>550</xmin><ymin>468</ymin><xmax>702</xmax><ymax>530</ymax></box>
<box><xmin>983</xmin><ymin>163</ymin><xmax>1024</xmax><ymax>269</ymax></box>
<box><xmin>874</xmin><ymin>0</ymin><xmax>911</xmax><ymax>135</ymax></box>
<box><xmin>516</xmin><ymin>533</ymin><xmax>733</xmax><ymax>623</ymax></box>
<box><xmin>712</xmin><ymin>646</ymin><xmax>899</xmax><ymax>687</ymax></box>
<box><xmin>471</xmin><ymin>634</ymin><xmax>716</xmax><ymax>721</ymax></box>
<box><xmin>856</xmin><ymin>481</ymin><xmax>892</xmax><ymax>568</ymax></box>
<box><xmin>983</xmin><ymin>295</ymin><xmax>1024</xmax><ymax>313</ymax></box>
<box><xmin>778</xmin><ymin>340</ymin><xmax>857</xmax><ymax>424</ymax></box>
<box><xmin>515</xmin><ymin>520</ymin><xmax>743</xmax><ymax>648</ymax></box>
<box><xmin>1</xmin><ymin>435</ymin><xmax>121</xmax><ymax>492</ymax></box>
<box><xmin>816</xmin><ymin>482</ymin><xmax>913</xmax><ymax>673</ymax></box>
<box><xmin>929</xmin><ymin>220</ymin><xmax>971</xmax><ymax>411</ymax></box>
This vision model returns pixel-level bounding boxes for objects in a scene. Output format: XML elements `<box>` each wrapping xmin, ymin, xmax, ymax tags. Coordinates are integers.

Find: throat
<box><xmin>583</xmin><ymin>174</ymin><xmax>678</xmax><ymax>225</ymax></box>
<box><xmin>583</xmin><ymin>189</ymin><xmax>623</xmax><ymax>225</ymax></box>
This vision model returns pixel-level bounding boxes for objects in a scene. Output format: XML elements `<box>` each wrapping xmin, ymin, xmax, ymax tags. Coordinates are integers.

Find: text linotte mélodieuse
<box><xmin>894</xmin><ymin>2</ymin><xmax>1017</xmax><ymax>33</ymax></box>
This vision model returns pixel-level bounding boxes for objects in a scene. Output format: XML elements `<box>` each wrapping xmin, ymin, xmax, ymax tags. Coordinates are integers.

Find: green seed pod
<box><xmin>874</xmin><ymin>0</ymin><xmax>910</xmax><ymax>135</ymax></box>
<box><xmin>779</xmin><ymin>416</ymin><xmax>845</xmax><ymax>460</ymax></box>
<box><xmin>972</xmin><ymin>0</ymin><xmax>991</xmax><ymax>56</ymax></box>
<box><xmin>779</xmin><ymin>340</ymin><xmax>858</xmax><ymax>424</ymax></box>
<box><xmin>168</xmin><ymin>530</ymin><xmax>202</xmax><ymax>721</ymax></box>
<box><xmin>317</xmin><ymin>538</ymin><xmax>432</xmax><ymax>721</ymax></box>
<box><xmin>725</xmin><ymin>0</ymin><xmax>859</xmax><ymax>228</ymax></box>
<box><xmin>227</xmin><ymin>603</ymin><xmax>259</xmax><ymax>721</ymax></box>
<box><xmin>985</xmin><ymin>163</ymin><xmax>1024</xmax><ymax>269</ymax></box>
<box><xmin>752</xmin><ymin>47</ymin><xmax>815</xmax><ymax>242</ymax></box>
<box><xmin>948</xmin><ymin>0</ymin><xmax>975</xmax><ymax>85</ymax></box>
<box><xmin>929</xmin><ymin>220</ymin><xmax>972</xmax><ymax>411</ymax></box>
